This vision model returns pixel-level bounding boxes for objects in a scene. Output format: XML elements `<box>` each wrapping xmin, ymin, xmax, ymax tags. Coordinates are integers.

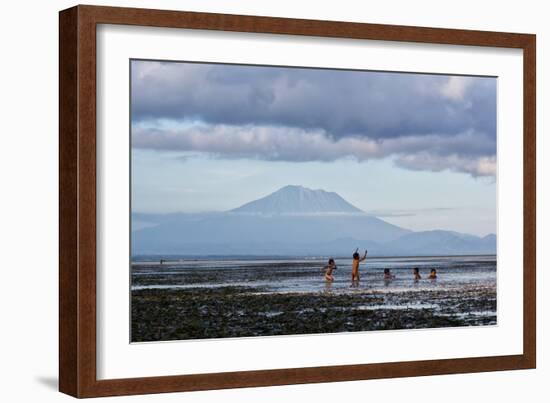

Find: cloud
<box><xmin>130</xmin><ymin>60</ymin><xmax>497</xmax><ymax>177</ymax></box>
<box><xmin>131</xmin><ymin>61</ymin><xmax>496</xmax><ymax>141</ymax></box>
<box><xmin>440</xmin><ymin>76</ymin><xmax>473</xmax><ymax>101</ymax></box>
<box><xmin>133</xmin><ymin>123</ymin><xmax>496</xmax><ymax>177</ymax></box>
<box><xmin>366</xmin><ymin>207</ymin><xmax>457</xmax><ymax>217</ymax></box>
<box><xmin>395</xmin><ymin>153</ymin><xmax>496</xmax><ymax>177</ymax></box>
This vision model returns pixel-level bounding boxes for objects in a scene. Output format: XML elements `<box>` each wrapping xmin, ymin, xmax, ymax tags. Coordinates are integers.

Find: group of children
<box><xmin>322</xmin><ymin>250</ymin><xmax>438</xmax><ymax>284</ymax></box>
<box><xmin>411</xmin><ymin>267</ymin><xmax>438</xmax><ymax>281</ymax></box>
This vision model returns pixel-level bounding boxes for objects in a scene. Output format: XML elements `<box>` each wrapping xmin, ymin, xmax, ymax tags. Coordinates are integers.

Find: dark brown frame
<box><xmin>59</xmin><ymin>4</ymin><xmax>536</xmax><ymax>398</ymax></box>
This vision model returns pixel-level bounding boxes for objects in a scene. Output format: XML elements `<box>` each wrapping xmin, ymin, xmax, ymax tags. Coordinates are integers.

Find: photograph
<box><xmin>0</xmin><ymin>0</ymin><xmax>542</xmax><ymax>399</ymax></box>
<box><xmin>130</xmin><ymin>60</ymin><xmax>498</xmax><ymax>342</ymax></box>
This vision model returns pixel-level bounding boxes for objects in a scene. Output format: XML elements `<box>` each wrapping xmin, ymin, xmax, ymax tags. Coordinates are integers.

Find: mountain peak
<box><xmin>230</xmin><ymin>185</ymin><xmax>363</xmax><ymax>215</ymax></box>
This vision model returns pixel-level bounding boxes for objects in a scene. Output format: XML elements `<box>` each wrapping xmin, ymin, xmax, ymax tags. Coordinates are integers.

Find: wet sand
<box><xmin>131</xmin><ymin>258</ymin><xmax>496</xmax><ymax>342</ymax></box>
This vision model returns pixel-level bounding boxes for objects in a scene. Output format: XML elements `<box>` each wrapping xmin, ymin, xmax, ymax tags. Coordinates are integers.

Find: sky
<box><xmin>131</xmin><ymin>60</ymin><xmax>497</xmax><ymax>236</ymax></box>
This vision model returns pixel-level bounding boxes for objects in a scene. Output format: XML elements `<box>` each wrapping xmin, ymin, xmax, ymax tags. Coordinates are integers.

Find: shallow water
<box><xmin>131</xmin><ymin>255</ymin><xmax>496</xmax><ymax>295</ymax></box>
<box><xmin>131</xmin><ymin>255</ymin><xmax>497</xmax><ymax>341</ymax></box>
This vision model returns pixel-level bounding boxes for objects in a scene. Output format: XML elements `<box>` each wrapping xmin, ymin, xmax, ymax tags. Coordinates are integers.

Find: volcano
<box><xmin>132</xmin><ymin>186</ymin><xmax>495</xmax><ymax>256</ymax></box>
<box><xmin>231</xmin><ymin>185</ymin><xmax>363</xmax><ymax>214</ymax></box>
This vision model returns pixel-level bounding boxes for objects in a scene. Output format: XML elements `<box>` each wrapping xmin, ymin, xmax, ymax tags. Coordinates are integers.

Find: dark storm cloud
<box><xmin>131</xmin><ymin>61</ymin><xmax>496</xmax><ymax>140</ymax></box>
<box><xmin>131</xmin><ymin>60</ymin><xmax>497</xmax><ymax>177</ymax></box>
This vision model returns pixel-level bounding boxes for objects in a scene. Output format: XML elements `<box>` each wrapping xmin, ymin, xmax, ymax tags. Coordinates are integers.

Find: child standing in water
<box><xmin>428</xmin><ymin>268</ymin><xmax>437</xmax><ymax>280</ymax></box>
<box><xmin>413</xmin><ymin>267</ymin><xmax>422</xmax><ymax>281</ymax></box>
<box><xmin>323</xmin><ymin>258</ymin><xmax>337</xmax><ymax>282</ymax></box>
<box><xmin>383</xmin><ymin>268</ymin><xmax>396</xmax><ymax>280</ymax></box>
<box><xmin>351</xmin><ymin>249</ymin><xmax>367</xmax><ymax>285</ymax></box>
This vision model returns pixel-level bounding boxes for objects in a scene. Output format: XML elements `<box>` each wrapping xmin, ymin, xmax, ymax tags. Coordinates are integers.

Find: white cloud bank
<box><xmin>132</xmin><ymin>124</ymin><xmax>496</xmax><ymax>177</ymax></box>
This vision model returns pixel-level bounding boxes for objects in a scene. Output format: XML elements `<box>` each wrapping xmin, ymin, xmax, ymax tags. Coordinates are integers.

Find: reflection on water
<box><xmin>324</xmin><ymin>280</ymin><xmax>333</xmax><ymax>294</ymax></box>
<box><xmin>131</xmin><ymin>255</ymin><xmax>496</xmax><ymax>295</ymax></box>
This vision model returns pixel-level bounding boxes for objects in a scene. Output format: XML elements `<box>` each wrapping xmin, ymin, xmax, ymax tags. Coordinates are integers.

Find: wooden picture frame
<box><xmin>59</xmin><ymin>4</ymin><xmax>536</xmax><ymax>398</ymax></box>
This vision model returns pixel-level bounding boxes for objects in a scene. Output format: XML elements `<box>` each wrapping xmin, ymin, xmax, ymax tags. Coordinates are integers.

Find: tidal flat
<box><xmin>131</xmin><ymin>256</ymin><xmax>497</xmax><ymax>342</ymax></box>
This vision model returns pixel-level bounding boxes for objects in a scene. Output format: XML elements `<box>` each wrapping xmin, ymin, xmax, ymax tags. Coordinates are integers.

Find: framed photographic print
<box><xmin>59</xmin><ymin>5</ymin><xmax>536</xmax><ymax>398</ymax></box>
